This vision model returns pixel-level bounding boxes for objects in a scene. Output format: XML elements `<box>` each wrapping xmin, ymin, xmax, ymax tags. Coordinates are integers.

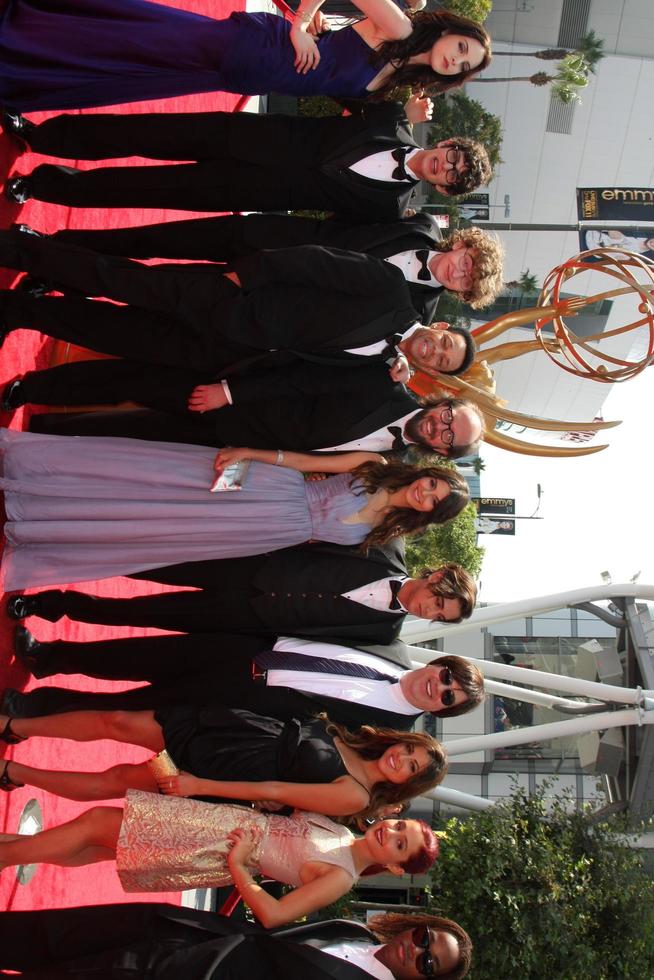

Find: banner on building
<box><xmin>463</xmin><ymin>193</ymin><xmax>490</xmax><ymax>206</ymax></box>
<box><xmin>475</xmin><ymin>517</ymin><xmax>516</xmax><ymax>535</ymax></box>
<box><xmin>473</xmin><ymin>497</ymin><xmax>515</xmax><ymax>516</ymax></box>
<box><xmin>459</xmin><ymin>205</ymin><xmax>490</xmax><ymax>221</ymax></box>
<box><xmin>579</xmin><ymin>226</ymin><xmax>654</xmax><ymax>261</ymax></box>
<box><xmin>577</xmin><ymin>187</ymin><xmax>654</xmax><ymax>222</ymax></box>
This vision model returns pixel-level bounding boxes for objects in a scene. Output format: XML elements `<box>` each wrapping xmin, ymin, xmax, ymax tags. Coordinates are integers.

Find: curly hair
<box><xmin>368</xmin><ymin>911</ymin><xmax>473</xmax><ymax>980</ymax></box>
<box><xmin>326</xmin><ymin>719</ymin><xmax>448</xmax><ymax>821</ymax></box>
<box><xmin>360</xmin><ymin>818</ymin><xmax>439</xmax><ymax>877</ymax></box>
<box><xmin>427</xmin><ymin>654</ymin><xmax>485</xmax><ymax>717</ymax></box>
<box><xmin>368</xmin><ymin>10</ymin><xmax>492</xmax><ymax>102</ymax></box>
<box><xmin>350</xmin><ymin>460</ymin><xmax>470</xmax><ymax>551</ymax></box>
<box><xmin>435</xmin><ymin>227</ymin><xmax>504</xmax><ymax>309</ymax></box>
<box><xmin>430</xmin><ymin>137</ymin><xmax>493</xmax><ymax>197</ymax></box>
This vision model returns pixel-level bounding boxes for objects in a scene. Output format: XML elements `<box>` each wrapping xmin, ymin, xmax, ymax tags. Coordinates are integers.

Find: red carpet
<box><xmin>0</xmin><ymin>0</ymin><xmax>246</xmax><ymax>911</ymax></box>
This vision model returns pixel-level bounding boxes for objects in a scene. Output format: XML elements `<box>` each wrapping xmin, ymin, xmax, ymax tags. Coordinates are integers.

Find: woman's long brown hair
<box><xmin>369</xmin><ymin>10</ymin><xmax>492</xmax><ymax>100</ymax></box>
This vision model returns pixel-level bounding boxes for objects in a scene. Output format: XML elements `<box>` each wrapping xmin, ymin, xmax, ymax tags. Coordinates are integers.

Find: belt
<box><xmin>251</xmin><ymin>661</ymin><xmax>267</xmax><ymax>686</ymax></box>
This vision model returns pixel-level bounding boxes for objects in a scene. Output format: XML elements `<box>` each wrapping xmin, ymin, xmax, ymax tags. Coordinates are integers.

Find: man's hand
<box><xmin>223</xmin><ymin>270</ymin><xmax>241</xmax><ymax>287</ymax></box>
<box><xmin>157</xmin><ymin>771</ymin><xmax>198</xmax><ymax>797</ymax></box>
<box><xmin>404</xmin><ymin>93</ymin><xmax>434</xmax><ymax>125</ymax></box>
<box><xmin>389</xmin><ymin>353</ymin><xmax>412</xmax><ymax>384</ymax></box>
<box><xmin>188</xmin><ymin>383</ymin><xmax>228</xmax><ymax>413</ymax></box>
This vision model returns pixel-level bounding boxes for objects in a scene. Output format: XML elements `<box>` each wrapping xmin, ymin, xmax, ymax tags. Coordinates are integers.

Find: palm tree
<box><xmin>517</xmin><ymin>270</ymin><xmax>539</xmax><ymax>295</ymax></box>
<box><xmin>471</xmin><ymin>457</ymin><xmax>486</xmax><ymax>476</ymax></box>
<box><xmin>491</xmin><ymin>30</ymin><xmax>605</xmax><ymax>69</ymax></box>
<box><xmin>471</xmin><ymin>54</ymin><xmax>589</xmax><ymax>103</ymax></box>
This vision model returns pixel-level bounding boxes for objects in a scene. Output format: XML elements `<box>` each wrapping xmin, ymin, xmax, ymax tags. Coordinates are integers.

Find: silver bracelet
<box><xmin>275</xmin><ymin>449</ymin><xmax>285</xmax><ymax>466</ymax></box>
<box><xmin>294</xmin><ymin>9</ymin><xmax>312</xmax><ymax>23</ymax></box>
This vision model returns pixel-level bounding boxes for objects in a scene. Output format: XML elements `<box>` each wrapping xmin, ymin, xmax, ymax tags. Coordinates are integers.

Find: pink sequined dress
<box><xmin>116</xmin><ymin>790</ymin><xmax>358</xmax><ymax>893</ymax></box>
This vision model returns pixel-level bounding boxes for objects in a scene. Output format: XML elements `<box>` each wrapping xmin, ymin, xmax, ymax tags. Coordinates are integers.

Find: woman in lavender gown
<box><xmin>0</xmin><ymin>0</ymin><xmax>490</xmax><ymax>111</ymax></box>
<box><xmin>0</xmin><ymin>429</ymin><xmax>469</xmax><ymax>589</ymax></box>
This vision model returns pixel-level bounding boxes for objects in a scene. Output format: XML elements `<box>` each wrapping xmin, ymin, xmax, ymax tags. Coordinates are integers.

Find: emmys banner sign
<box><xmin>473</xmin><ymin>497</ymin><xmax>515</xmax><ymax>516</ymax></box>
<box><xmin>577</xmin><ymin>187</ymin><xmax>654</xmax><ymax>222</ymax></box>
<box><xmin>579</xmin><ymin>227</ymin><xmax>654</xmax><ymax>261</ymax></box>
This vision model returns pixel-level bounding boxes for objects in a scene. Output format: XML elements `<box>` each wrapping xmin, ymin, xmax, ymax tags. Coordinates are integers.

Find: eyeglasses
<box><xmin>439</xmin><ymin>407</ymin><xmax>455</xmax><ymax>447</ymax></box>
<box><xmin>412</xmin><ymin>925</ymin><xmax>435</xmax><ymax>977</ymax></box>
<box><xmin>439</xmin><ymin>667</ymin><xmax>456</xmax><ymax>708</ymax></box>
<box><xmin>443</xmin><ymin>146</ymin><xmax>465</xmax><ymax>185</ymax></box>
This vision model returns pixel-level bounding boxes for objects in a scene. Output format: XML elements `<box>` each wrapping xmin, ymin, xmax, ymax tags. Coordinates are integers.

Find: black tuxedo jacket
<box><xmin>219</xmin><ymin>101</ymin><xmax>422</xmax><ymax>219</ymax></box>
<box><xmin>132</xmin><ymin>541</ymin><xmax>414</xmax><ymax>650</ymax></box>
<box><xmin>54</xmin><ymin>212</ymin><xmax>445</xmax><ymax>324</ymax></box>
<box><xmin>30</xmin><ymin>359</ymin><xmax>421</xmax><ymax>450</ymax></box>
<box><xmin>0</xmin><ymin>903</ymin><xmax>382</xmax><ymax>980</ymax></box>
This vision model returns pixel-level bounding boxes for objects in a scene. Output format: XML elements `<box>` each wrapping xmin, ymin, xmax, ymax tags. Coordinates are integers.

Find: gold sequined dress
<box><xmin>116</xmin><ymin>790</ymin><xmax>358</xmax><ymax>893</ymax></box>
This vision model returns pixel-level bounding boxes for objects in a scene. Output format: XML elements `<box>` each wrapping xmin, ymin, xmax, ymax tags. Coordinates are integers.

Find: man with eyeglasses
<box><xmin>4</xmin><ymin>99</ymin><xmax>491</xmax><ymax>220</ymax></box>
<box><xmin>4</xmin><ymin>622</ymin><xmax>485</xmax><ymax>730</ymax></box>
<box><xmin>0</xmin><ymin>903</ymin><xmax>473</xmax><ymax>979</ymax></box>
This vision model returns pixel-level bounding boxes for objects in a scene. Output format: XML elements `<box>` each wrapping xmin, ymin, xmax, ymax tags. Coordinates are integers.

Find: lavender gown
<box><xmin>0</xmin><ymin>429</ymin><xmax>371</xmax><ymax>590</ymax></box>
<box><xmin>0</xmin><ymin>1</ymin><xmax>379</xmax><ymax>111</ymax></box>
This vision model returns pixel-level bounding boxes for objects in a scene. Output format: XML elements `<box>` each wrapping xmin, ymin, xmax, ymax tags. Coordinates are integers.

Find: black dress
<box><xmin>156</xmin><ymin>707</ymin><xmax>348</xmax><ymax>785</ymax></box>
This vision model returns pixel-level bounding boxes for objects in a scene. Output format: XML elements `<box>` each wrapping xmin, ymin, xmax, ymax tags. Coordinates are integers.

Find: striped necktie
<box><xmin>254</xmin><ymin>649</ymin><xmax>399</xmax><ymax>683</ymax></box>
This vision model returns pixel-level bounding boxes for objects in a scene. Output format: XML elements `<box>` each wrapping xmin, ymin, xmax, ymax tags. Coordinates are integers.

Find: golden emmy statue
<box><xmin>408</xmin><ymin>246</ymin><xmax>654</xmax><ymax>457</ymax></box>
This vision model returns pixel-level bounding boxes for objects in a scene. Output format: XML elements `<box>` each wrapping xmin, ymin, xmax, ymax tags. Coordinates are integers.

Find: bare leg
<box><xmin>0</xmin><ymin>833</ymin><xmax>113</xmax><ymax>865</ymax></box>
<box><xmin>2</xmin><ymin>710</ymin><xmax>164</xmax><ymax>751</ymax></box>
<box><xmin>0</xmin><ymin>806</ymin><xmax>122</xmax><ymax>871</ymax></box>
<box><xmin>4</xmin><ymin>758</ymin><xmax>158</xmax><ymax>801</ymax></box>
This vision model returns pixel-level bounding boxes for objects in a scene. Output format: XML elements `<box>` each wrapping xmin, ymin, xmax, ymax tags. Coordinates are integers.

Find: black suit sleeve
<box><xmin>226</xmin><ymin>359</ymin><xmax>400</xmax><ymax>405</ymax></box>
<box><xmin>233</xmin><ymin>245</ymin><xmax>407</xmax><ymax>296</ymax></box>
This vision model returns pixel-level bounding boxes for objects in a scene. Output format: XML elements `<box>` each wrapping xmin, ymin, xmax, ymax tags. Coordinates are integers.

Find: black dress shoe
<box><xmin>12</xmin><ymin>222</ymin><xmax>44</xmax><ymax>239</ymax></box>
<box><xmin>0</xmin><ymin>687</ymin><xmax>31</xmax><ymax>719</ymax></box>
<box><xmin>14</xmin><ymin>625</ymin><xmax>49</xmax><ymax>678</ymax></box>
<box><xmin>6</xmin><ymin>594</ymin><xmax>42</xmax><ymax>620</ymax></box>
<box><xmin>2</xmin><ymin>110</ymin><xmax>34</xmax><ymax>147</ymax></box>
<box><xmin>15</xmin><ymin>274</ymin><xmax>51</xmax><ymax>298</ymax></box>
<box><xmin>1</xmin><ymin>378</ymin><xmax>26</xmax><ymax>412</ymax></box>
<box><xmin>5</xmin><ymin>174</ymin><xmax>32</xmax><ymax>204</ymax></box>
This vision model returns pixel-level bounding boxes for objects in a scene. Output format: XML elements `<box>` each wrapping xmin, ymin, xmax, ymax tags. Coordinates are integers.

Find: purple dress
<box><xmin>0</xmin><ymin>2</ymin><xmax>379</xmax><ymax>111</ymax></box>
<box><xmin>0</xmin><ymin>428</ymin><xmax>372</xmax><ymax>589</ymax></box>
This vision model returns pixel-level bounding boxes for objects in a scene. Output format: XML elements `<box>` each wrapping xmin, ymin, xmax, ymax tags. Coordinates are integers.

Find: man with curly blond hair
<box><xmin>431</xmin><ymin>226</ymin><xmax>504</xmax><ymax>310</ymax></box>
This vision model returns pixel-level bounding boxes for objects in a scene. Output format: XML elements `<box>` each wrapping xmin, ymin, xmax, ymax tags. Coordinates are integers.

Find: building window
<box><xmin>557</xmin><ymin>0</ymin><xmax>591</xmax><ymax>48</ymax></box>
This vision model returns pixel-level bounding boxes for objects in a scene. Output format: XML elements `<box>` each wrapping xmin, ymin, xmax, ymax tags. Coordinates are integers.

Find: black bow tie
<box><xmin>389</xmin><ymin>579</ymin><xmax>404</xmax><ymax>611</ymax></box>
<box><xmin>391</xmin><ymin>147</ymin><xmax>411</xmax><ymax>181</ymax></box>
<box><xmin>415</xmin><ymin>249</ymin><xmax>432</xmax><ymax>282</ymax></box>
<box><xmin>387</xmin><ymin>425</ymin><xmax>407</xmax><ymax>451</ymax></box>
<box><xmin>381</xmin><ymin>331</ymin><xmax>404</xmax><ymax>362</ymax></box>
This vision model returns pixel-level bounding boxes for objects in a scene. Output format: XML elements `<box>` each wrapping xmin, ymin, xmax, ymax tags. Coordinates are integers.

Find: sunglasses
<box><xmin>412</xmin><ymin>925</ymin><xmax>435</xmax><ymax>977</ymax></box>
<box><xmin>439</xmin><ymin>667</ymin><xmax>456</xmax><ymax>708</ymax></box>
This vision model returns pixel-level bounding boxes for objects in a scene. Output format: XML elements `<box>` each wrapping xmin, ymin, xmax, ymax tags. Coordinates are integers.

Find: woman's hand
<box><xmin>213</xmin><ymin>447</ymin><xmax>252</xmax><ymax>473</ymax></box>
<box><xmin>307</xmin><ymin>11</ymin><xmax>330</xmax><ymax>36</ymax></box>
<box><xmin>157</xmin><ymin>770</ymin><xmax>198</xmax><ymax>797</ymax></box>
<box><xmin>404</xmin><ymin>93</ymin><xmax>434</xmax><ymax>124</ymax></box>
<box><xmin>290</xmin><ymin>21</ymin><xmax>321</xmax><ymax>73</ymax></box>
<box><xmin>304</xmin><ymin>471</ymin><xmax>328</xmax><ymax>482</ymax></box>
<box><xmin>226</xmin><ymin>826</ymin><xmax>261</xmax><ymax>865</ymax></box>
<box><xmin>188</xmin><ymin>383</ymin><xmax>228</xmax><ymax>413</ymax></box>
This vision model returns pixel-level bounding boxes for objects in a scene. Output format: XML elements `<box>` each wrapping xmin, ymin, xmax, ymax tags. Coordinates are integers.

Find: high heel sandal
<box><xmin>0</xmin><ymin>716</ymin><xmax>26</xmax><ymax>745</ymax></box>
<box><xmin>0</xmin><ymin>760</ymin><xmax>24</xmax><ymax>792</ymax></box>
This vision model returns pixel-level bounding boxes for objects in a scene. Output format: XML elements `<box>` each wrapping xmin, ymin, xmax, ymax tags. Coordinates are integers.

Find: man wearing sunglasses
<box><xmin>5</xmin><ymin>625</ymin><xmax>484</xmax><ymax>731</ymax></box>
<box><xmin>0</xmin><ymin>902</ymin><xmax>473</xmax><ymax>979</ymax></box>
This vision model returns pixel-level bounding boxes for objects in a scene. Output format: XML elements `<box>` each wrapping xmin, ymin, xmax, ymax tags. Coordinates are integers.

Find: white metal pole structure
<box><xmin>400</xmin><ymin>581</ymin><xmax>654</xmax><ymax>643</ymax></box>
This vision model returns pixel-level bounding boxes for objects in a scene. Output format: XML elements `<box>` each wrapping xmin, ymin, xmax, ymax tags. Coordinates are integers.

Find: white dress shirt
<box><xmin>385</xmin><ymin>249</ymin><xmax>440</xmax><ymax>288</ymax></box>
<box><xmin>322</xmin><ymin>942</ymin><xmax>395</xmax><ymax>980</ymax></box>
<box><xmin>346</xmin><ymin>322</ymin><xmax>421</xmax><ymax>358</ymax></box>
<box><xmin>320</xmin><ymin>410</ymin><xmax>419</xmax><ymax>453</ymax></box>
<box><xmin>268</xmin><ymin>636</ymin><xmax>417</xmax><ymax>716</ymax></box>
<box><xmin>348</xmin><ymin>147</ymin><xmax>419</xmax><ymax>184</ymax></box>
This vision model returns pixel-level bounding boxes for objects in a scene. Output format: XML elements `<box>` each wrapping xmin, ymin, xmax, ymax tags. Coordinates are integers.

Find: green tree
<box><xmin>492</xmin><ymin>29</ymin><xmax>605</xmax><ymax>70</ymax></box>
<box><xmin>471</xmin><ymin>456</ymin><xmax>485</xmax><ymax>475</ymax></box>
<box><xmin>429</xmin><ymin>785</ymin><xmax>654</xmax><ymax>979</ymax></box>
<box><xmin>438</xmin><ymin>0</ymin><xmax>492</xmax><ymax>24</ymax></box>
<box><xmin>428</xmin><ymin>91</ymin><xmax>503</xmax><ymax>169</ymax></box>
<box><xmin>405</xmin><ymin>503</ymin><xmax>484</xmax><ymax>578</ymax></box>
<box><xmin>471</xmin><ymin>53</ymin><xmax>591</xmax><ymax>105</ymax></box>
